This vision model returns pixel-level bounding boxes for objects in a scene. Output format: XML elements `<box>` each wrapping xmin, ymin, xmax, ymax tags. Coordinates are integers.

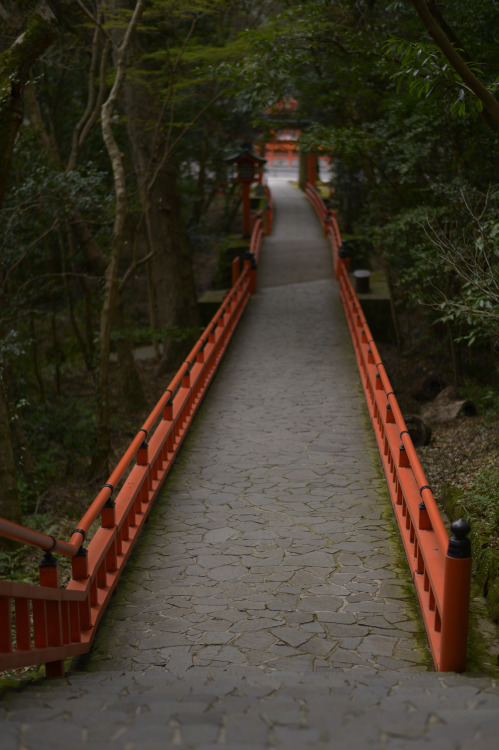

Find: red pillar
<box><xmin>307</xmin><ymin>153</ymin><xmax>317</xmax><ymax>185</ymax></box>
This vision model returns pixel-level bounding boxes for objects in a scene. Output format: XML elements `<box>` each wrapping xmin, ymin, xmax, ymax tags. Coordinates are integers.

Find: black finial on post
<box><xmin>447</xmin><ymin>518</ymin><xmax>471</xmax><ymax>559</ymax></box>
<box><xmin>244</xmin><ymin>249</ymin><xmax>257</xmax><ymax>270</ymax></box>
<box><xmin>39</xmin><ymin>551</ymin><xmax>58</xmax><ymax>567</ymax></box>
<box><xmin>339</xmin><ymin>241</ymin><xmax>350</xmax><ymax>258</ymax></box>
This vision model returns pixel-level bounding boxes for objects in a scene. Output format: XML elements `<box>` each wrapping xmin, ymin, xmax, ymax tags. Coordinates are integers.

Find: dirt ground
<box><xmin>377</xmin><ymin>342</ymin><xmax>499</xmax><ymax>506</ymax></box>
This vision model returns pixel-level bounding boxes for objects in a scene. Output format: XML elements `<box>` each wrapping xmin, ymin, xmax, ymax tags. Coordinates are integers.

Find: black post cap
<box><xmin>447</xmin><ymin>518</ymin><xmax>471</xmax><ymax>559</ymax></box>
<box><xmin>39</xmin><ymin>551</ymin><xmax>58</xmax><ymax>567</ymax></box>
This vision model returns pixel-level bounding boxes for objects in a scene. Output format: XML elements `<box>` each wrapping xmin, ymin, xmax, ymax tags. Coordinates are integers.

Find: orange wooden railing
<box><xmin>264</xmin><ymin>186</ymin><xmax>273</xmax><ymax>235</ymax></box>
<box><xmin>244</xmin><ymin>211</ymin><xmax>265</xmax><ymax>295</ymax></box>
<box><xmin>306</xmin><ymin>182</ymin><xmax>472</xmax><ymax>673</ymax></box>
<box><xmin>305</xmin><ymin>183</ymin><xmax>327</xmax><ymax>223</ymax></box>
<box><xmin>0</xmin><ymin>204</ymin><xmax>270</xmax><ymax>678</ymax></box>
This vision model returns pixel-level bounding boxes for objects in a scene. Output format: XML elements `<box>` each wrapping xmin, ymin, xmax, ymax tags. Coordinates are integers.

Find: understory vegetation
<box><xmin>0</xmin><ymin>1</ymin><xmax>498</xmax><ymax>648</ymax></box>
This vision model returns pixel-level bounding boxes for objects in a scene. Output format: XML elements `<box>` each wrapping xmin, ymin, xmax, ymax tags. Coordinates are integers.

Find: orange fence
<box><xmin>305</xmin><ymin>183</ymin><xmax>472</xmax><ymax>673</ymax></box>
<box><xmin>264</xmin><ymin>185</ymin><xmax>273</xmax><ymax>235</ymax></box>
<box><xmin>0</xmin><ymin>204</ymin><xmax>270</xmax><ymax>678</ymax></box>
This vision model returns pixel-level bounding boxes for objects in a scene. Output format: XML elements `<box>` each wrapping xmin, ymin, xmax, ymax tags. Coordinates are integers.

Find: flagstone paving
<box><xmin>1</xmin><ymin>179</ymin><xmax>498</xmax><ymax>748</ymax></box>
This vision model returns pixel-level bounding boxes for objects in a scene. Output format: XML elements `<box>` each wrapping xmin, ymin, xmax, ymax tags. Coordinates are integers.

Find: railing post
<box><xmin>72</xmin><ymin>544</ymin><xmax>89</xmax><ymax>581</ymax></box>
<box><xmin>71</xmin><ymin>542</ymin><xmax>91</xmax><ymax>634</ymax></box>
<box><xmin>101</xmin><ymin>493</ymin><xmax>118</xmax><ymax>573</ymax></box>
<box><xmin>324</xmin><ymin>209</ymin><xmax>331</xmax><ymax>236</ymax></box>
<box><xmin>39</xmin><ymin>552</ymin><xmax>65</xmax><ymax>678</ymax></box>
<box><xmin>398</xmin><ymin>444</ymin><xmax>410</xmax><ymax>468</ymax></box>
<box><xmin>232</xmin><ymin>256</ymin><xmax>240</xmax><ymax>287</ymax></box>
<box><xmin>336</xmin><ymin>243</ymin><xmax>350</xmax><ymax>280</ymax></box>
<box><xmin>0</xmin><ymin>596</ymin><xmax>11</xmax><ymax>655</ymax></box>
<box><xmin>137</xmin><ymin>440</ymin><xmax>149</xmax><ymax>466</ymax></box>
<box><xmin>439</xmin><ymin>519</ymin><xmax>472</xmax><ymax>672</ymax></box>
<box><xmin>265</xmin><ymin>203</ymin><xmax>271</xmax><ymax>234</ymax></box>
<box><xmin>244</xmin><ymin>250</ymin><xmax>257</xmax><ymax>294</ymax></box>
<box><xmin>418</xmin><ymin>501</ymin><xmax>432</xmax><ymax>531</ymax></box>
<box><xmin>101</xmin><ymin>498</ymin><xmax>116</xmax><ymax>529</ymax></box>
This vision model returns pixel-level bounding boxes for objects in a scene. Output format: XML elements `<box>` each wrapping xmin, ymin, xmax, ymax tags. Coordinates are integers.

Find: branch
<box><xmin>101</xmin><ymin>0</ymin><xmax>145</xmax><ymax>241</ymax></box>
<box><xmin>147</xmin><ymin>13</ymin><xmax>202</xmax><ymax>177</ymax></box>
<box><xmin>164</xmin><ymin>14</ymin><xmax>202</xmax><ymax>156</ymax></box>
<box><xmin>1</xmin><ymin>271</ymin><xmax>101</xmax><ymax>318</ymax></box>
<box><xmin>119</xmin><ymin>250</ymin><xmax>154</xmax><ymax>293</ymax></box>
<box><xmin>147</xmin><ymin>85</ymin><xmax>230</xmax><ymax>194</ymax></box>
<box><xmin>74</xmin><ymin>0</ymin><xmax>111</xmax><ymax>41</ymax></box>
<box><xmin>67</xmin><ymin>25</ymin><xmax>102</xmax><ymax>171</ymax></box>
<box><xmin>1</xmin><ymin>218</ymin><xmax>60</xmax><ymax>291</ymax></box>
<box><xmin>410</xmin><ymin>0</ymin><xmax>499</xmax><ymax>129</ymax></box>
<box><xmin>77</xmin><ymin>38</ymin><xmax>111</xmax><ymax>161</ymax></box>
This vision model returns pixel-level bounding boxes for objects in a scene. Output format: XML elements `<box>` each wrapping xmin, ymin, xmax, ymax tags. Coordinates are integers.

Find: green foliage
<box><xmin>0</xmin><ymin>545</ymin><xmax>40</xmax><ymax>585</ymax></box>
<box><xmin>469</xmin><ymin>466</ymin><xmax>499</xmax><ymax>528</ymax></box>
<box><xmin>462</xmin><ymin>462</ymin><xmax>499</xmax><ymax>623</ymax></box>
<box><xmin>384</xmin><ymin>35</ymin><xmax>493</xmax><ymax>118</ymax></box>
<box><xmin>381</xmin><ymin>185</ymin><xmax>499</xmax><ymax>350</ymax></box>
<box><xmin>462</xmin><ymin>382</ymin><xmax>499</xmax><ymax>416</ymax></box>
<box><xmin>300</xmin><ymin>123</ymin><xmax>381</xmax><ymax>163</ymax></box>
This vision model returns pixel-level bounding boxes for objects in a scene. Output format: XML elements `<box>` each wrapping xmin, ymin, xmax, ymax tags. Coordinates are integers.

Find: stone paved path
<box><xmin>2</xmin><ymin>180</ymin><xmax>498</xmax><ymax>748</ymax></box>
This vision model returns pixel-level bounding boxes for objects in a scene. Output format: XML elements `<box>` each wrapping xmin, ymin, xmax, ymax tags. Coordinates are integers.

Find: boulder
<box><xmin>420</xmin><ymin>386</ymin><xmax>476</xmax><ymax>425</ymax></box>
<box><xmin>411</xmin><ymin>372</ymin><xmax>446</xmax><ymax>401</ymax></box>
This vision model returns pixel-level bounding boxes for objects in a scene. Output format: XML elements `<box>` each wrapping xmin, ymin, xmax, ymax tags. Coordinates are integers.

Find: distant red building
<box><xmin>262</xmin><ymin>98</ymin><xmax>330</xmax><ymax>177</ymax></box>
<box><xmin>264</xmin><ymin>98</ymin><xmax>300</xmax><ymax>167</ymax></box>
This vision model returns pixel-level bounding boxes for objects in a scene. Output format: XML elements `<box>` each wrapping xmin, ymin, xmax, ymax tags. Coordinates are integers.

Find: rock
<box><xmin>437</xmin><ymin>385</ymin><xmax>459</xmax><ymax>400</ymax></box>
<box><xmin>411</xmin><ymin>372</ymin><xmax>446</xmax><ymax>401</ymax></box>
<box><xmin>420</xmin><ymin>387</ymin><xmax>476</xmax><ymax>425</ymax></box>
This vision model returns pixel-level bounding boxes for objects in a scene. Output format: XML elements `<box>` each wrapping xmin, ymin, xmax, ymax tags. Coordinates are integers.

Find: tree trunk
<box><xmin>70</xmin><ymin>213</ymin><xmax>146</xmax><ymax>409</ymax></box>
<box><xmin>122</xmin><ymin>86</ymin><xmax>200</xmax><ymax>377</ymax></box>
<box><xmin>89</xmin><ymin>0</ymin><xmax>145</xmax><ymax>480</ymax></box>
<box><xmin>114</xmin><ymin>297</ymin><xmax>147</xmax><ymax>410</ymax></box>
<box><xmin>0</xmin><ymin>3</ymin><xmax>58</xmax><ymax>528</ymax></box>
<box><xmin>0</xmin><ymin>1</ymin><xmax>58</xmax><ymax>205</ymax></box>
<box><xmin>0</xmin><ymin>374</ymin><xmax>22</xmax><ymax>526</ymax></box>
<box><xmin>149</xmin><ymin>162</ymin><xmax>201</xmax><ymax>375</ymax></box>
<box><xmin>90</xmin><ymin>246</ymin><xmax>121</xmax><ymax>480</ymax></box>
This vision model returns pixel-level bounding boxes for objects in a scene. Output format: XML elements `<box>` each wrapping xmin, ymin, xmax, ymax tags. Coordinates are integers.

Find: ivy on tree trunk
<box><xmin>0</xmin><ymin>0</ymin><xmax>58</xmax><ymax>524</ymax></box>
<box><xmin>0</xmin><ymin>0</ymin><xmax>58</xmax><ymax>205</ymax></box>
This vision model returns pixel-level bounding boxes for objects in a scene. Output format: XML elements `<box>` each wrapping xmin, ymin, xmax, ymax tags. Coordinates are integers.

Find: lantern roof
<box><xmin>225</xmin><ymin>142</ymin><xmax>267</xmax><ymax>166</ymax></box>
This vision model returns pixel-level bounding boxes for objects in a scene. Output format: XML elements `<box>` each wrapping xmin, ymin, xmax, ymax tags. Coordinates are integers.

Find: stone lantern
<box><xmin>226</xmin><ymin>142</ymin><xmax>267</xmax><ymax>237</ymax></box>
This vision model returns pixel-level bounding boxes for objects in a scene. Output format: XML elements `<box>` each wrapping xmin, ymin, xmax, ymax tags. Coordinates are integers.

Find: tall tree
<box><xmin>90</xmin><ymin>0</ymin><xmax>146</xmax><ymax>479</ymax></box>
<box><xmin>0</xmin><ymin>0</ymin><xmax>59</xmax><ymax>525</ymax></box>
<box><xmin>0</xmin><ymin>0</ymin><xmax>58</xmax><ymax>204</ymax></box>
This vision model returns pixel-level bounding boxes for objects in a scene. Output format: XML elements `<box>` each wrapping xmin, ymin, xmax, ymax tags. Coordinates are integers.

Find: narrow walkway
<box><xmin>2</xmin><ymin>181</ymin><xmax>498</xmax><ymax>749</ymax></box>
<box><xmin>90</xmin><ymin>179</ymin><xmax>424</xmax><ymax>676</ymax></box>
